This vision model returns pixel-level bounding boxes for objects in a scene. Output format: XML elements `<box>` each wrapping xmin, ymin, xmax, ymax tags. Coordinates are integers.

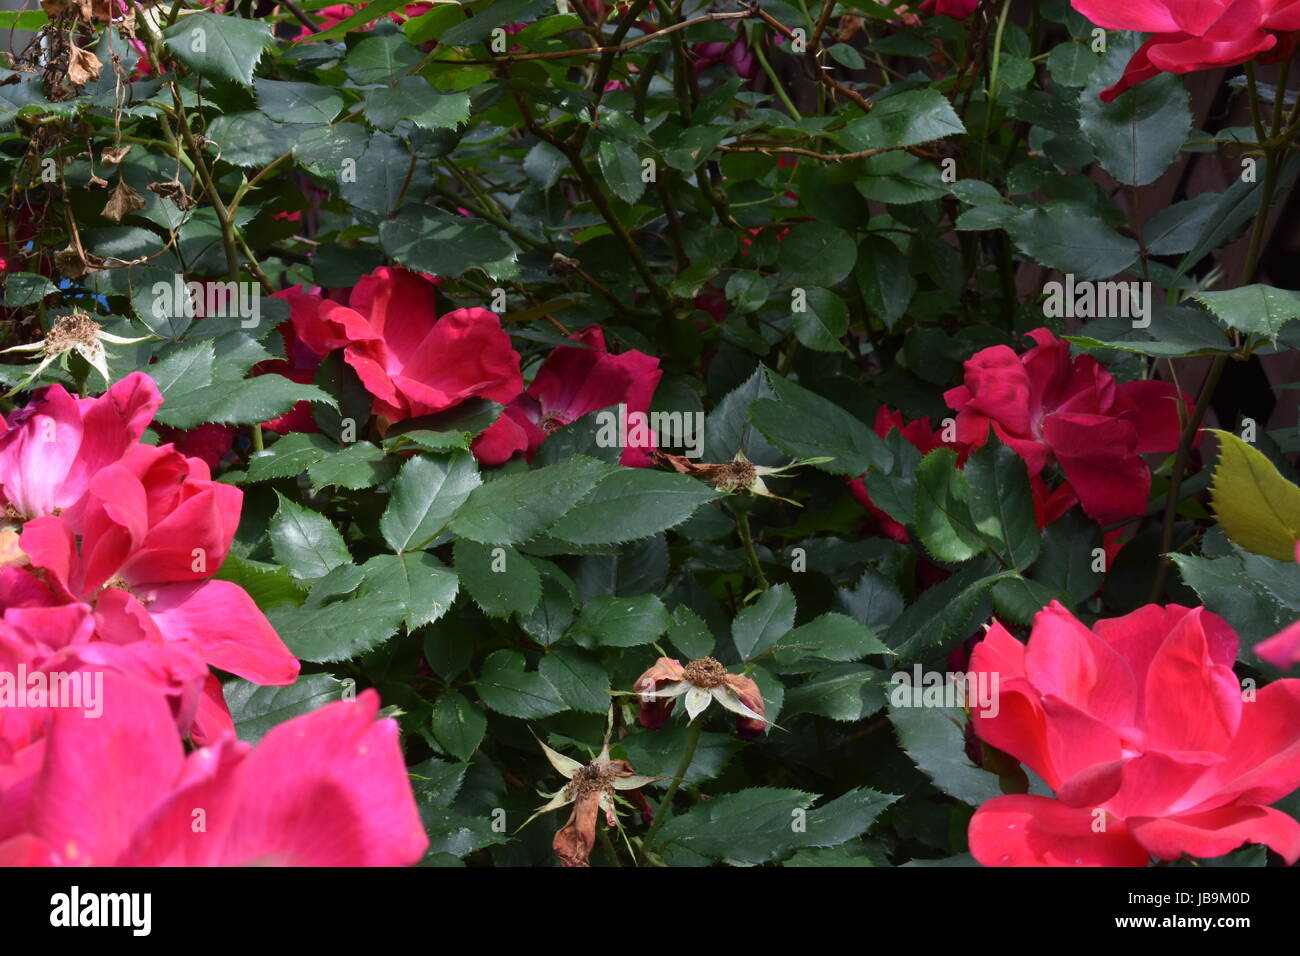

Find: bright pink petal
<box><xmin>1256</xmin><ymin>619</ymin><xmax>1300</xmax><ymax>669</ymax></box>
<box><xmin>30</xmin><ymin>670</ymin><xmax>184</xmax><ymax>865</ymax></box>
<box><xmin>1141</xmin><ymin>608</ymin><xmax>1242</xmax><ymax>755</ymax></box>
<box><xmin>968</xmin><ymin>794</ymin><xmax>1149</xmax><ymax>866</ymax></box>
<box><xmin>1024</xmin><ymin>601</ymin><xmax>1138</xmax><ymax>730</ymax></box>
<box><xmin>217</xmin><ymin>691</ymin><xmax>428</xmax><ymax>865</ymax></box>
<box><xmin>1129</xmin><ymin>804</ymin><xmax>1300</xmax><ymax>863</ymax></box>
<box><xmin>1070</xmin><ymin>0</ymin><xmax>1180</xmax><ymax>31</ymax></box>
<box><xmin>143</xmin><ymin>580</ymin><xmax>300</xmax><ymax>686</ymax></box>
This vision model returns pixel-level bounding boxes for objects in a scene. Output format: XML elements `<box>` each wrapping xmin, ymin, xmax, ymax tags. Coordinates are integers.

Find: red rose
<box><xmin>1072</xmin><ymin>0</ymin><xmax>1300</xmax><ymax>101</ymax></box>
<box><xmin>967</xmin><ymin>601</ymin><xmax>1300</xmax><ymax>865</ymax></box>
<box><xmin>472</xmin><ymin>326</ymin><xmax>661</xmax><ymax>467</ymax></box>
<box><xmin>920</xmin><ymin>0</ymin><xmax>981</xmax><ymax>18</ymax></box>
<box><xmin>305</xmin><ymin>266</ymin><xmax>523</xmax><ymax>427</ymax></box>
<box><xmin>944</xmin><ymin>328</ymin><xmax>1193</xmax><ymax>524</ymax></box>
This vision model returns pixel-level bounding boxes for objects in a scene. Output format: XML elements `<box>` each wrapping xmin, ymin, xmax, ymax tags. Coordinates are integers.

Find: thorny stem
<box><xmin>638</xmin><ymin>717</ymin><xmax>703</xmax><ymax>864</ymax></box>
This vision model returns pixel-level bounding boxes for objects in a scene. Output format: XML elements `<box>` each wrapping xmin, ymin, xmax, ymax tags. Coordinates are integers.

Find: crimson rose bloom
<box><xmin>944</xmin><ymin>328</ymin><xmax>1192</xmax><ymax>524</ymax></box>
<box><xmin>303</xmin><ymin>266</ymin><xmax>523</xmax><ymax>427</ymax></box>
<box><xmin>921</xmin><ymin>0</ymin><xmax>980</xmax><ymax>17</ymax></box>
<box><xmin>850</xmin><ymin>406</ymin><xmax>1086</xmax><ymax>541</ymax></box>
<box><xmin>967</xmin><ymin>602</ymin><xmax>1300</xmax><ymax>866</ymax></box>
<box><xmin>472</xmin><ymin>326</ymin><xmax>661</xmax><ymax>468</ymax></box>
<box><xmin>1072</xmin><ymin>0</ymin><xmax>1300</xmax><ymax>102</ymax></box>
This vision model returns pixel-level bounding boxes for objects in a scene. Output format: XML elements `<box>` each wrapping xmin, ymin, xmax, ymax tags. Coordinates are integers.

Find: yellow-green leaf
<box><xmin>1208</xmin><ymin>429</ymin><xmax>1300</xmax><ymax>561</ymax></box>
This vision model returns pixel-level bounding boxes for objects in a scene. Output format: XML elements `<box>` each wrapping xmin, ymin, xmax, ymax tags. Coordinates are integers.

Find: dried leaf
<box><xmin>54</xmin><ymin>243</ymin><xmax>105</xmax><ymax>278</ymax></box>
<box><xmin>67</xmin><ymin>46</ymin><xmax>102</xmax><ymax>86</ymax></box>
<box><xmin>147</xmin><ymin>179</ymin><xmax>195</xmax><ymax>210</ymax></box>
<box><xmin>102</xmin><ymin>179</ymin><xmax>146</xmax><ymax>223</ymax></box>
<box><xmin>101</xmin><ymin>145</ymin><xmax>132</xmax><ymax>165</ymax></box>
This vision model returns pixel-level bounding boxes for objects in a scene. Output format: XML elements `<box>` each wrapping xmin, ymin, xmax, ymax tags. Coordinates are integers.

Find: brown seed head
<box><xmin>566</xmin><ymin>762</ymin><xmax>615</xmax><ymax>798</ymax></box>
<box><xmin>44</xmin><ymin>313</ymin><xmax>101</xmax><ymax>354</ymax></box>
<box><xmin>683</xmin><ymin>657</ymin><xmax>727</xmax><ymax>689</ymax></box>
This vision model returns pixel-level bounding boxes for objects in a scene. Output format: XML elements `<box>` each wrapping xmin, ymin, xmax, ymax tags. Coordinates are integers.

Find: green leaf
<box><xmin>914</xmin><ymin>449</ymin><xmax>986</xmax><ymax>563</ymax></box>
<box><xmin>597</xmin><ymin>138</ymin><xmax>646</xmax><ymax>204</ymax></box>
<box><xmin>380</xmin><ymin>205</ymin><xmax>518</xmax><ymax>280</ymax></box>
<box><xmin>243</xmin><ymin>433</ymin><xmax>337</xmax><ymax>483</ymax></box>
<box><xmin>360</xmin><ymin>552</ymin><xmax>460</xmax><ymax>631</ymax></box>
<box><xmin>965</xmin><ymin>438</ymin><xmax>1041</xmax><ymax>570</ymax></box>
<box><xmin>655</xmin><ymin>788</ymin><xmax>813</xmax><ymax>864</ymax></box>
<box><xmin>213</xmin><ymin>554</ymin><xmax>308</xmax><ymax>609</ymax></box>
<box><xmin>732</xmin><ymin>583</ymin><xmax>796</xmax><ymax>661</ymax></box>
<box><xmin>572</xmin><ymin>594</ymin><xmax>670</xmax><ymax>648</ymax></box>
<box><xmin>341</xmin><ymin>133</ymin><xmax>419</xmax><ymax>217</ymax></box>
<box><xmin>523</xmin><ymin>140</ymin><xmax>567</xmax><ymax>189</ymax></box>
<box><xmin>364</xmin><ymin>77</ymin><xmax>471</xmax><ymax>132</ymax></box>
<box><xmin>452</xmin><ymin>539</ymin><xmax>541</xmax><ymax>618</ymax></box>
<box><xmin>1171</xmin><ymin>552</ymin><xmax>1293</xmax><ymax>661</ymax></box>
<box><xmin>266</xmin><ymin>594</ymin><xmax>405</xmax><ymax>663</ymax></box>
<box><xmin>449</xmin><ymin>456</ymin><xmax>611</xmax><ymax>545</ymax></box>
<box><xmin>620</xmin><ymin>728</ymin><xmax>742</xmax><ymax>786</ymax></box>
<box><xmin>667</xmin><ymin>605</ymin><xmax>715</xmax><ymax>658</ymax></box>
<box><xmin>1028</xmin><ymin>510</ymin><xmax>1103</xmax><ymax>605</ymax></box>
<box><xmin>254</xmin><ymin>79</ymin><xmax>343</xmax><ymax>124</ymax></box>
<box><xmin>430</xmin><ymin>692</ymin><xmax>487</xmax><ymax>761</ymax></box>
<box><xmin>152</xmin><ymin>341</ymin><xmax>337</xmax><ymax>428</ymax></box>
<box><xmin>518</xmin><ymin>564</ymin><xmax>578</xmax><ymax>647</ymax></box>
<box><xmin>835</xmin><ymin>568</ymin><xmax>904</xmax><ymax>637</ymax></box>
<box><xmin>268</xmin><ymin>493</ymin><xmax>351</xmax><ymax>581</ymax></box>
<box><xmin>162</xmin><ymin>13</ymin><xmax>275</xmax><ymax>87</ymax></box>
<box><xmin>703</xmin><ymin>367</ymin><xmax>784</xmax><ymax>465</ymax></box>
<box><xmin>793</xmin><ymin>287</ymin><xmax>848</xmax><ymax>351</ymax></box>
<box><xmin>475</xmin><ymin>649</ymin><xmax>565</xmax><ymax>718</ymax></box>
<box><xmin>307</xmin><ymin>442</ymin><xmax>397</xmax><ymax>492</ymax></box>
<box><xmin>439</xmin><ymin>0</ymin><xmax>554</xmax><ymax>46</ymax></box>
<box><xmin>783</xmin><ymin>664</ymin><xmax>887</xmax><ymax>721</ymax></box>
<box><xmin>840</xmin><ymin>88</ymin><xmax>964</xmax><ymax>149</ymax></box>
<box><xmin>889</xmin><ymin>703</ymin><xmax>1003</xmax><ymax>805</ymax></box>
<box><xmin>1079</xmin><ymin>72</ymin><xmax>1191</xmax><ymax>187</ymax></box>
<box><xmin>855</xmin><ymin>235</ymin><xmax>915</xmax><ymax>329</ymax></box>
<box><xmin>538</xmin><ymin>647</ymin><xmax>610</xmax><ymax>713</ymax></box>
<box><xmin>776</xmin><ymin>223</ymin><xmax>858</xmax><ymax>287</ymax></box>
<box><xmin>545</xmin><ymin>469</ymin><xmax>719</xmax><ymax>546</ymax></box>
<box><xmin>888</xmin><ymin>562</ymin><xmax>1020</xmax><ymax>661</ymax></box>
<box><xmin>381</xmin><ymin>451</ymin><xmax>482</xmax><ymax>553</ymax></box>
<box><xmin>3</xmin><ymin>272</ymin><xmax>58</xmax><ymax>307</ymax></box>
<box><xmin>0</xmin><ymin>11</ymin><xmax>47</xmax><ymax>29</ymax></box>
<box><xmin>343</xmin><ymin>32</ymin><xmax>422</xmax><ymax>84</ymax></box>
<box><xmin>781</xmin><ymin>613</ymin><xmax>892</xmax><ymax>662</ymax></box>
<box><xmin>1194</xmin><ymin>284</ymin><xmax>1300</xmax><ymax>341</ymax></box>
<box><xmin>1006</xmin><ymin>205</ymin><xmax>1139</xmax><ymax>280</ymax></box>
<box><xmin>225</xmin><ymin>674</ymin><xmax>347</xmax><ymax>743</ymax></box>
<box><xmin>751</xmin><ymin>372</ymin><xmax>891</xmax><ymax>476</ymax></box>
<box><xmin>990</xmin><ymin>575</ymin><xmax>1067</xmax><ymax>625</ymax></box>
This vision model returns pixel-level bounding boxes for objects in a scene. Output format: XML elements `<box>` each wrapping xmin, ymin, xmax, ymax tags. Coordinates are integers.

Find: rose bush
<box><xmin>3</xmin><ymin>0</ymin><xmax>1300</xmax><ymax>871</ymax></box>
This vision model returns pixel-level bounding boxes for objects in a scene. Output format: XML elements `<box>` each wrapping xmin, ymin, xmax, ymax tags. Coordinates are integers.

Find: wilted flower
<box><xmin>654</xmin><ymin>449</ymin><xmax>829</xmax><ymax>505</ymax></box>
<box><xmin>634</xmin><ymin>656</ymin><xmax>769</xmax><ymax>738</ymax></box>
<box><xmin>2</xmin><ymin>313</ymin><xmax>149</xmax><ymax>396</ymax></box>
<box><xmin>521</xmin><ymin>709</ymin><xmax>661</xmax><ymax>867</ymax></box>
